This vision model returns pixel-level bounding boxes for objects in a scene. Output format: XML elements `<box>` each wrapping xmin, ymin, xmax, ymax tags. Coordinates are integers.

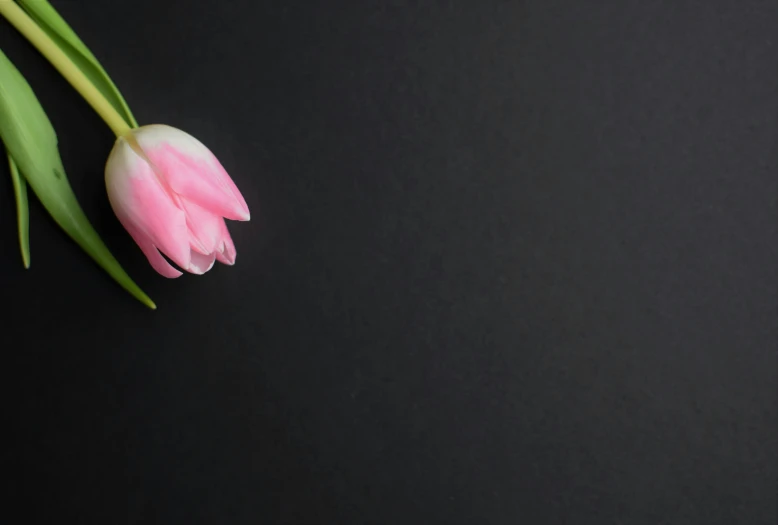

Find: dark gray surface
<box><xmin>1</xmin><ymin>1</ymin><xmax>775</xmax><ymax>523</ymax></box>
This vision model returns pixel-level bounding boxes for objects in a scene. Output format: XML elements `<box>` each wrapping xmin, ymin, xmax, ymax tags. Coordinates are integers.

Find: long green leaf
<box><xmin>7</xmin><ymin>152</ymin><xmax>30</xmax><ymax>268</ymax></box>
<box><xmin>16</xmin><ymin>0</ymin><xmax>138</xmax><ymax>127</ymax></box>
<box><xmin>0</xmin><ymin>48</ymin><xmax>155</xmax><ymax>309</ymax></box>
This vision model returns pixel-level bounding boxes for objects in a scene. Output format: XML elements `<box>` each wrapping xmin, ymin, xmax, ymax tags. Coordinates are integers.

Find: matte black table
<box><xmin>1</xmin><ymin>1</ymin><xmax>774</xmax><ymax>523</ymax></box>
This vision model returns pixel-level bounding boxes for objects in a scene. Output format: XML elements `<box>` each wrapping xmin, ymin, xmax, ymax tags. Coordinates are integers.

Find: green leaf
<box><xmin>16</xmin><ymin>0</ymin><xmax>138</xmax><ymax>128</ymax></box>
<box><xmin>0</xmin><ymin>47</ymin><xmax>155</xmax><ymax>309</ymax></box>
<box><xmin>7</xmin><ymin>152</ymin><xmax>30</xmax><ymax>269</ymax></box>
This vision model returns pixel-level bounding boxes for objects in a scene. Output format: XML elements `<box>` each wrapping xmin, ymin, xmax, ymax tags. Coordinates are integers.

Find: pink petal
<box><xmin>187</xmin><ymin>250</ymin><xmax>217</xmax><ymax>275</ymax></box>
<box><xmin>105</xmin><ymin>139</ymin><xmax>191</xmax><ymax>270</ymax></box>
<box><xmin>133</xmin><ymin>125</ymin><xmax>250</xmax><ymax>221</ymax></box>
<box><xmin>187</xmin><ymin>225</ymin><xmax>210</xmax><ymax>255</ymax></box>
<box><xmin>123</xmin><ymin>223</ymin><xmax>182</xmax><ymax>278</ymax></box>
<box><xmin>181</xmin><ymin>199</ymin><xmax>223</xmax><ymax>255</ymax></box>
<box><xmin>215</xmin><ymin>220</ymin><xmax>237</xmax><ymax>265</ymax></box>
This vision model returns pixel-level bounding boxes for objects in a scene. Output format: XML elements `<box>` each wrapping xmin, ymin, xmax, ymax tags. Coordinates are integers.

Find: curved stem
<box><xmin>0</xmin><ymin>0</ymin><xmax>131</xmax><ymax>137</ymax></box>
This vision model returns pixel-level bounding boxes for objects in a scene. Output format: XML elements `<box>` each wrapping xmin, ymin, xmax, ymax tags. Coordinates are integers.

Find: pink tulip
<box><xmin>105</xmin><ymin>124</ymin><xmax>250</xmax><ymax>278</ymax></box>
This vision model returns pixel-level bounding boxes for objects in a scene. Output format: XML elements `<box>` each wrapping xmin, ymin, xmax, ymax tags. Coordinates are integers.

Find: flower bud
<box><xmin>105</xmin><ymin>124</ymin><xmax>249</xmax><ymax>277</ymax></box>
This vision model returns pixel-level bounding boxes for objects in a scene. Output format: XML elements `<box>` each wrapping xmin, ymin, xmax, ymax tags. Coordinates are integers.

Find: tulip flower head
<box><xmin>105</xmin><ymin>124</ymin><xmax>249</xmax><ymax>278</ymax></box>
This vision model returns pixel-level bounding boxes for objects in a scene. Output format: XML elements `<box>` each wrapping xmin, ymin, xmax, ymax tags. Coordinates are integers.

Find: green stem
<box><xmin>8</xmin><ymin>153</ymin><xmax>30</xmax><ymax>269</ymax></box>
<box><xmin>0</xmin><ymin>0</ymin><xmax>131</xmax><ymax>137</ymax></box>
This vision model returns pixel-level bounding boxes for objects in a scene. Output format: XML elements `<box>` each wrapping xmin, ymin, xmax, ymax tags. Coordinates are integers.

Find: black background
<box><xmin>0</xmin><ymin>1</ymin><xmax>775</xmax><ymax>523</ymax></box>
